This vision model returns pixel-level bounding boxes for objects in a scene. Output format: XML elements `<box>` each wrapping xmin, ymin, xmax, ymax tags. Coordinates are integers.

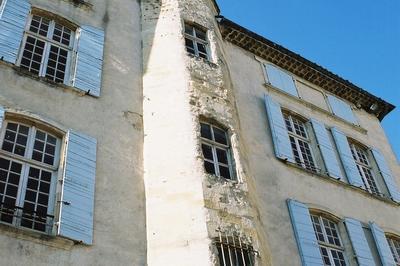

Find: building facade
<box><xmin>0</xmin><ymin>0</ymin><xmax>399</xmax><ymax>265</ymax></box>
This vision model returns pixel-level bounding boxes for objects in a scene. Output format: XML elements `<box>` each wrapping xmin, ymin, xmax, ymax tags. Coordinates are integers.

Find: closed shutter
<box><xmin>265</xmin><ymin>64</ymin><xmax>298</xmax><ymax>97</ymax></box>
<box><xmin>310</xmin><ymin>119</ymin><xmax>343</xmax><ymax>181</ymax></box>
<box><xmin>369</xmin><ymin>222</ymin><xmax>396</xmax><ymax>266</ymax></box>
<box><xmin>331</xmin><ymin>128</ymin><xmax>365</xmax><ymax>188</ymax></box>
<box><xmin>73</xmin><ymin>26</ymin><xmax>105</xmax><ymax>97</ymax></box>
<box><xmin>371</xmin><ymin>149</ymin><xmax>400</xmax><ymax>203</ymax></box>
<box><xmin>327</xmin><ymin>95</ymin><xmax>358</xmax><ymax>125</ymax></box>
<box><xmin>0</xmin><ymin>0</ymin><xmax>31</xmax><ymax>64</ymax></box>
<box><xmin>264</xmin><ymin>94</ymin><xmax>295</xmax><ymax>163</ymax></box>
<box><xmin>58</xmin><ymin>130</ymin><xmax>97</xmax><ymax>245</ymax></box>
<box><xmin>287</xmin><ymin>199</ymin><xmax>324</xmax><ymax>266</ymax></box>
<box><xmin>0</xmin><ymin>105</ymin><xmax>4</xmax><ymax>129</ymax></box>
<box><xmin>344</xmin><ymin>218</ymin><xmax>376</xmax><ymax>266</ymax></box>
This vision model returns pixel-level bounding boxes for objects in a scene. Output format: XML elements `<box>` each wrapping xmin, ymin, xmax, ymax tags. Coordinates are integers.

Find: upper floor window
<box><xmin>350</xmin><ymin>142</ymin><xmax>380</xmax><ymax>196</ymax></box>
<box><xmin>200</xmin><ymin>122</ymin><xmax>234</xmax><ymax>180</ymax></box>
<box><xmin>388</xmin><ymin>237</ymin><xmax>400</xmax><ymax>265</ymax></box>
<box><xmin>311</xmin><ymin>214</ymin><xmax>347</xmax><ymax>266</ymax></box>
<box><xmin>184</xmin><ymin>23</ymin><xmax>209</xmax><ymax>60</ymax></box>
<box><xmin>19</xmin><ymin>14</ymin><xmax>75</xmax><ymax>84</ymax></box>
<box><xmin>215</xmin><ymin>233</ymin><xmax>255</xmax><ymax>266</ymax></box>
<box><xmin>265</xmin><ymin>64</ymin><xmax>298</xmax><ymax>97</ymax></box>
<box><xmin>284</xmin><ymin>113</ymin><xmax>317</xmax><ymax>172</ymax></box>
<box><xmin>0</xmin><ymin>120</ymin><xmax>60</xmax><ymax>233</ymax></box>
<box><xmin>327</xmin><ymin>95</ymin><xmax>358</xmax><ymax>125</ymax></box>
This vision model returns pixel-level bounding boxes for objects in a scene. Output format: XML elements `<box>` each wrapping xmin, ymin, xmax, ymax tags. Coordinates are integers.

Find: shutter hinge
<box><xmin>58</xmin><ymin>200</ymin><xmax>71</xmax><ymax>206</ymax></box>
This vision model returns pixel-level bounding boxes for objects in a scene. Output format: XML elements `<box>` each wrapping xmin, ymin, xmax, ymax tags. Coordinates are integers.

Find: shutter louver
<box><xmin>73</xmin><ymin>26</ymin><xmax>105</xmax><ymax>97</ymax></box>
<box><xmin>344</xmin><ymin>218</ymin><xmax>376</xmax><ymax>266</ymax></box>
<box><xmin>310</xmin><ymin>119</ymin><xmax>344</xmax><ymax>181</ymax></box>
<box><xmin>371</xmin><ymin>149</ymin><xmax>400</xmax><ymax>203</ymax></box>
<box><xmin>264</xmin><ymin>94</ymin><xmax>295</xmax><ymax>163</ymax></box>
<box><xmin>327</xmin><ymin>95</ymin><xmax>358</xmax><ymax>125</ymax></box>
<box><xmin>0</xmin><ymin>0</ymin><xmax>31</xmax><ymax>64</ymax></box>
<box><xmin>58</xmin><ymin>130</ymin><xmax>97</xmax><ymax>245</ymax></box>
<box><xmin>331</xmin><ymin>128</ymin><xmax>365</xmax><ymax>188</ymax></box>
<box><xmin>369</xmin><ymin>222</ymin><xmax>396</xmax><ymax>266</ymax></box>
<box><xmin>287</xmin><ymin>199</ymin><xmax>324</xmax><ymax>266</ymax></box>
<box><xmin>265</xmin><ymin>64</ymin><xmax>298</xmax><ymax>97</ymax></box>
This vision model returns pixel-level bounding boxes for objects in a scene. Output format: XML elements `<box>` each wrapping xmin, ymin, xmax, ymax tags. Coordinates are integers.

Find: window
<box><xmin>388</xmin><ymin>237</ymin><xmax>400</xmax><ymax>265</ymax></box>
<box><xmin>265</xmin><ymin>64</ymin><xmax>298</xmax><ymax>97</ymax></box>
<box><xmin>350</xmin><ymin>143</ymin><xmax>380</xmax><ymax>196</ymax></box>
<box><xmin>327</xmin><ymin>95</ymin><xmax>357</xmax><ymax>125</ymax></box>
<box><xmin>184</xmin><ymin>23</ymin><xmax>209</xmax><ymax>60</ymax></box>
<box><xmin>215</xmin><ymin>233</ymin><xmax>255</xmax><ymax>266</ymax></box>
<box><xmin>0</xmin><ymin>121</ymin><xmax>60</xmax><ymax>234</ymax></box>
<box><xmin>311</xmin><ymin>214</ymin><xmax>347</xmax><ymax>266</ymax></box>
<box><xmin>19</xmin><ymin>14</ymin><xmax>75</xmax><ymax>83</ymax></box>
<box><xmin>283</xmin><ymin>113</ymin><xmax>317</xmax><ymax>172</ymax></box>
<box><xmin>200</xmin><ymin>122</ymin><xmax>234</xmax><ymax>180</ymax></box>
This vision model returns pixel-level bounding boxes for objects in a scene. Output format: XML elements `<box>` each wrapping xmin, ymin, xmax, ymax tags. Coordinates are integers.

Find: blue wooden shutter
<box><xmin>344</xmin><ymin>218</ymin><xmax>376</xmax><ymax>266</ymax></box>
<box><xmin>371</xmin><ymin>149</ymin><xmax>400</xmax><ymax>203</ymax></box>
<box><xmin>331</xmin><ymin>128</ymin><xmax>365</xmax><ymax>188</ymax></box>
<box><xmin>0</xmin><ymin>105</ymin><xmax>4</xmax><ymax>129</ymax></box>
<box><xmin>58</xmin><ymin>130</ymin><xmax>97</xmax><ymax>245</ymax></box>
<box><xmin>73</xmin><ymin>26</ymin><xmax>105</xmax><ymax>97</ymax></box>
<box><xmin>287</xmin><ymin>199</ymin><xmax>324</xmax><ymax>266</ymax></box>
<box><xmin>0</xmin><ymin>0</ymin><xmax>30</xmax><ymax>64</ymax></box>
<box><xmin>327</xmin><ymin>95</ymin><xmax>358</xmax><ymax>124</ymax></box>
<box><xmin>369</xmin><ymin>222</ymin><xmax>396</xmax><ymax>266</ymax></box>
<box><xmin>310</xmin><ymin>119</ymin><xmax>344</xmax><ymax>181</ymax></box>
<box><xmin>264</xmin><ymin>94</ymin><xmax>295</xmax><ymax>163</ymax></box>
<box><xmin>265</xmin><ymin>64</ymin><xmax>298</xmax><ymax>97</ymax></box>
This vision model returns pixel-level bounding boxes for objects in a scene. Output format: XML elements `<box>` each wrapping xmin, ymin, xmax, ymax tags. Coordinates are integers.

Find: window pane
<box><xmin>45</xmin><ymin>45</ymin><xmax>68</xmax><ymax>83</ymax></box>
<box><xmin>195</xmin><ymin>28</ymin><xmax>206</xmax><ymax>41</ymax></box>
<box><xmin>219</xmin><ymin>165</ymin><xmax>231</xmax><ymax>180</ymax></box>
<box><xmin>200</xmin><ymin>123</ymin><xmax>212</xmax><ymax>140</ymax></box>
<box><xmin>216</xmin><ymin>148</ymin><xmax>228</xmax><ymax>164</ymax></box>
<box><xmin>32</xmin><ymin>130</ymin><xmax>58</xmax><ymax>166</ymax></box>
<box><xmin>201</xmin><ymin>144</ymin><xmax>214</xmax><ymax>160</ymax></box>
<box><xmin>0</xmin><ymin>158</ymin><xmax>22</xmax><ymax>224</ymax></box>
<box><xmin>29</xmin><ymin>15</ymin><xmax>50</xmax><ymax>37</ymax></box>
<box><xmin>20</xmin><ymin>37</ymin><xmax>45</xmax><ymax>75</ymax></box>
<box><xmin>213</xmin><ymin>127</ymin><xmax>227</xmax><ymax>145</ymax></box>
<box><xmin>2</xmin><ymin>123</ymin><xmax>29</xmax><ymax>157</ymax></box>
<box><xmin>204</xmin><ymin>161</ymin><xmax>215</xmax><ymax>175</ymax></box>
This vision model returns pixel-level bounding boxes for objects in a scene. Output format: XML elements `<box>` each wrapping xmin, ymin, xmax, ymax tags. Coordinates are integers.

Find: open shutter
<box><xmin>344</xmin><ymin>218</ymin><xmax>376</xmax><ymax>266</ymax></box>
<box><xmin>265</xmin><ymin>64</ymin><xmax>298</xmax><ymax>97</ymax></box>
<box><xmin>73</xmin><ymin>26</ymin><xmax>105</xmax><ymax>97</ymax></box>
<box><xmin>264</xmin><ymin>94</ymin><xmax>295</xmax><ymax>163</ymax></box>
<box><xmin>369</xmin><ymin>222</ymin><xmax>396</xmax><ymax>266</ymax></box>
<box><xmin>331</xmin><ymin>128</ymin><xmax>365</xmax><ymax>188</ymax></box>
<box><xmin>58</xmin><ymin>130</ymin><xmax>97</xmax><ymax>245</ymax></box>
<box><xmin>287</xmin><ymin>199</ymin><xmax>324</xmax><ymax>266</ymax></box>
<box><xmin>327</xmin><ymin>95</ymin><xmax>358</xmax><ymax>124</ymax></box>
<box><xmin>310</xmin><ymin>119</ymin><xmax>344</xmax><ymax>181</ymax></box>
<box><xmin>0</xmin><ymin>0</ymin><xmax>30</xmax><ymax>64</ymax></box>
<box><xmin>371</xmin><ymin>149</ymin><xmax>400</xmax><ymax>203</ymax></box>
<box><xmin>0</xmin><ymin>105</ymin><xmax>4</xmax><ymax>129</ymax></box>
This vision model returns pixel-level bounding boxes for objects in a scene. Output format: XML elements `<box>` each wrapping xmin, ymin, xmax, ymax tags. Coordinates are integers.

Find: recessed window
<box><xmin>200</xmin><ymin>122</ymin><xmax>234</xmax><ymax>180</ymax></box>
<box><xmin>283</xmin><ymin>113</ymin><xmax>317</xmax><ymax>172</ymax></box>
<box><xmin>311</xmin><ymin>214</ymin><xmax>347</xmax><ymax>266</ymax></box>
<box><xmin>215</xmin><ymin>233</ymin><xmax>255</xmax><ymax>266</ymax></box>
<box><xmin>19</xmin><ymin>14</ymin><xmax>75</xmax><ymax>83</ymax></box>
<box><xmin>350</xmin><ymin>143</ymin><xmax>380</xmax><ymax>196</ymax></box>
<box><xmin>0</xmin><ymin>121</ymin><xmax>60</xmax><ymax>233</ymax></box>
<box><xmin>184</xmin><ymin>23</ymin><xmax>209</xmax><ymax>60</ymax></box>
<box><xmin>387</xmin><ymin>237</ymin><xmax>400</xmax><ymax>265</ymax></box>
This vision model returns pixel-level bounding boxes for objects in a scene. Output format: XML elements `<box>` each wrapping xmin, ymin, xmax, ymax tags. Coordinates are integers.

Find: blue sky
<box><xmin>217</xmin><ymin>0</ymin><xmax>400</xmax><ymax>162</ymax></box>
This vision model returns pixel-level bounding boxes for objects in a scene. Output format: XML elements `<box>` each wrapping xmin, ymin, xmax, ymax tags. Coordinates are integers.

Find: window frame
<box><xmin>184</xmin><ymin>22</ymin><xmax>210</xmax><ymax>60</ymax></box>
<box><xmin>387</xmin><ymin>236</ymin><xmax>400</xmax><ymax>266</ymax></box>
<box><xmin>0</xmin><ymin>119</ymin><xmax>62</xmax><ymax>234</ymax></box>
<box><xmin>283</xmin><ymin>112</ymin><xmax>318</xmax><ymax>172</ymax></box>
<box><xmin>310</xmin><ymin>214</ymin><xmax>348</xmax><ymax>266</ymax></box>
<box><xmin>349</xmin><ymin>142</ymin><xmax>381</xmax><ymax>196</ymax></box>
<box><xmin>200</xmin><ymin>121</ymin><xmax>235</xmax><ymax>180</ymax></box>
<box><xmin>17</xmin><ymin>12</ymin><xmax>77</xmax><ymax>85</ymax></box>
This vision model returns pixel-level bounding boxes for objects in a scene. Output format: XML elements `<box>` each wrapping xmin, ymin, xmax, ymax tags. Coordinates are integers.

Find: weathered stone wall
<box><xmin>0</xmin><ymin>0</ymin><xmax>146</xmax><ymax>265</ymax></box>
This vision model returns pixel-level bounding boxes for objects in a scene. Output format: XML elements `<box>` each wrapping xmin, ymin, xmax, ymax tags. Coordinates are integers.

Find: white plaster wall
<box><xmin>223</xmin><ymin>42</ymin><xmax>400</xmax><ymax>265</ymax></box>
<box><xmin>0</xmin><ymin>0</ymin><xmax>146</xmax><ymax>265</ymax></box>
